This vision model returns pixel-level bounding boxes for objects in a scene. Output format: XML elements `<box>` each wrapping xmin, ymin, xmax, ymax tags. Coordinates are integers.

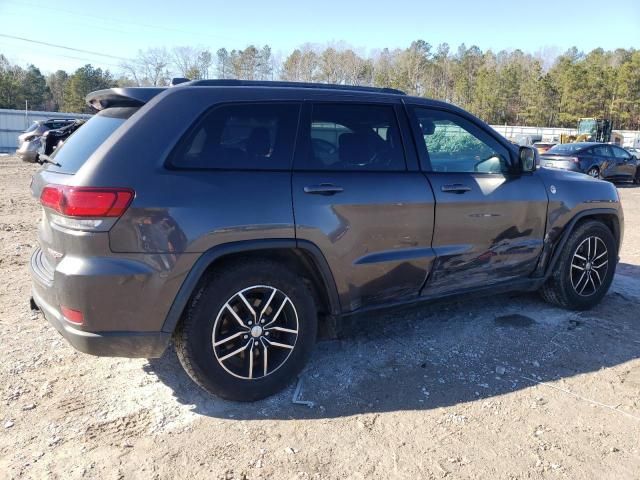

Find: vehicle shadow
<box><xmin>145</xmin><ymin>264</ymin><xmax>640</xmax><ymax>420</ymax></box>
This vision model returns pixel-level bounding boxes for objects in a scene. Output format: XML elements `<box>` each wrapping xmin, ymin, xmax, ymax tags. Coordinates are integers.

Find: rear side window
<box><xmin>298</xmin><ymin>103</ymin><xmax>406</xmax><ymax>171</ymax></box>
<box><xmin>548</xmin><ymin>144</ymin><xmax>586</xmax><ymax>154</ymax></box>
<box><xmin>47</xmin><ymin>108</ymin><xmax>137</xmax><ymax>174</ymax></box>
<box><xmin>170</xmin><ymin>103</ymin><xmax>300</xmax><ymax>170</ymax></box>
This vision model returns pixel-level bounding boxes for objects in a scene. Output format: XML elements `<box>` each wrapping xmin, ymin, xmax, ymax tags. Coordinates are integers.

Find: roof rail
<box><xmin>181</xmin><ymin>79</ymin><xmax>406</xmax><ymax>95</ymax></box>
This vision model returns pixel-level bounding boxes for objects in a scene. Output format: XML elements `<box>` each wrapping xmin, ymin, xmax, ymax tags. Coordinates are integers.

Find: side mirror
<box><xmin>519</xmin><ymin>146</ymin><xmax>537</xmax><ymax>173</ymax></box>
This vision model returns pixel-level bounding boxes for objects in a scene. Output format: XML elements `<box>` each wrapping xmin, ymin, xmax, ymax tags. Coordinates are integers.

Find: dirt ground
<box><xmin>1</xmin><ymin>155</ymin><xmax>639</xmax><ymax>480</ymax></box>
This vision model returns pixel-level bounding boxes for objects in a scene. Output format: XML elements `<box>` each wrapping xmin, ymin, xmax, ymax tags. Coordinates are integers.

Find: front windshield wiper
<box><xmin>39</xmin><ymin>154</ymin><xmax>62</xmax><ymax>167</ymax></box>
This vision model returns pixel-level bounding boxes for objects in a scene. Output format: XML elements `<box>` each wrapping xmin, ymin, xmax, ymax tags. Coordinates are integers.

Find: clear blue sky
<box><xmin>0</xmin><ymin>0</ymin><xmax>638</xmax><ymax>73</ymax></box>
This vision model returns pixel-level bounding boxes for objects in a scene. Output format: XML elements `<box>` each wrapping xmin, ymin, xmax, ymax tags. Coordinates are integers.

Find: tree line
<box><xmin>1</xmin><ymin>42</ymin><xmax>639</xmax><ymax>130</ymax></box>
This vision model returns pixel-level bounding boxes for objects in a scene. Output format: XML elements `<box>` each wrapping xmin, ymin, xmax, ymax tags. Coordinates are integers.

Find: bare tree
<box><xmin>216</xmin><ymin>48</ymin><xmax>231</xmax><ymax>78</ymax></box>
<box><xmin>198</xmin><ymin>50</ymin><xmax>213</xmax><ymax>79</ymax></box>
<box><xmin>173</xmin><ymin>46</ymin><xmax>202</xmax><ymax>79</ymax></box>
<box><xmin>258</xmin><ymin>45</ymin><xmax>273</xmax><ymax>80</ymax></box>
<box><xmin>319</xmin><ymin>47</ymin><xmax>341</xmax><ymax>83</ymax></box>
<box><xmin>121</xmin><ymin>48</ymin><xmax>171</xmax><ymax>86</ymax></box>
<box><xmin>340</xmin><ymin>49</ymin><xmax>372</xmax><ymax>86</ymax></box>
<box><xmin>281</xmin><ymin>45</ymin><xmax>318</xmax><ymax>82</ymax></box>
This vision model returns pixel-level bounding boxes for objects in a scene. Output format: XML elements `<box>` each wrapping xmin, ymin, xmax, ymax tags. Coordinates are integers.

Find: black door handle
<box><xmin>441</xmin><ymin>184</ymin><xmax>471</xmax><ymax>193</ymax></box>
<box><xmin>304</xmin><ymin>184</ymin><xmax>344</xmax><ymax>195</ymax></box>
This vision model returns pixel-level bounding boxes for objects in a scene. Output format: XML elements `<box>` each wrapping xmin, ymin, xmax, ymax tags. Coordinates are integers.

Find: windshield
<box><xmin>578</xmin><ymin>119</ymin><xmax>596</xmax><ymax>135</ymax></box>
<box><xmin>47</xmin><ymin>107</ymin><xmax>138</xmax><ymax>174</ymax></box>
<box><xmin>546</xmin><ymin>144</ymin><xmax>586</xmax><ymax>154</ymax></box>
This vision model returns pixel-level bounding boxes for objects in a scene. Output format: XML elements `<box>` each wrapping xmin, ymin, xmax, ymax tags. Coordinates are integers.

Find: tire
<box><xmin>174</xmin><ymin>259</ymin><xmax>317</xmax><ymax>401</ymax></box>
<box><xmin>540</xmin><ymin>220</ymin><xmax>617</xmax><ymax>310</ymax></box>
<box><xmin>587</xmin><ymin>167</ymin><xmax>600</xmax><ymax>179</ymax></box>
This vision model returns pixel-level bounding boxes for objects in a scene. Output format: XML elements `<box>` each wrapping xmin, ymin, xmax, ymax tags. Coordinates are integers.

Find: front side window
<box><xmin>171</xmin><ymin>103</ymin><xmax>300</xmax><ymax>170</ymax></box>
<box><xmin>412</xmin><ymin>107</ymin><xmax>510</xmax><ymax>174</ymax></box>
<box><xmin>611</xmin><ymin>146</ymin><xmax>631</xmax><ymax>160</ymax></box>
<box><xmin>300</xmin><ymin>103</ymin><xmax>406</xmax><ymax>171</ymax></box>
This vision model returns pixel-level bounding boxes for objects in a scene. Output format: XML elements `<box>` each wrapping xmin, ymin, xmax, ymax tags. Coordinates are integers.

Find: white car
<box><xmin>626</xmin><ymin>147</ymin><xmax>640</xmax><ymax>160</ymax></box>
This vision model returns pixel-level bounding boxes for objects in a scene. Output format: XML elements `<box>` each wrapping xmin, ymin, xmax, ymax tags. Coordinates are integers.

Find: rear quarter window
<box><xmin>46</xmin><ymin>108</ymin><xmax>137</xmax><ymax>174</ymax></box>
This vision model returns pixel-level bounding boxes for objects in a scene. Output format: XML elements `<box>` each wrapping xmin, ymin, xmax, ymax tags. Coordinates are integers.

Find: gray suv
<box><xmin>30</xmin><ymin>80</ymin><xmax>623</xmax><ymax>401</ymax></box>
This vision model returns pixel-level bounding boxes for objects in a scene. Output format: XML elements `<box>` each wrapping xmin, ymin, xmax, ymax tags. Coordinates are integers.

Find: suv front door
<box><xmin>292</xmin><ymin>101</ymin><xmax>436</xmax><ymax>312</ymax></box>
<box><xmin>408</xmin><ymin>106</ymin><xmax>549</xmax><ymax>295</ymax></box>
<box><xmin>591</xmin><ymin>145</ymin><xmax>616</xmax><ymax>179</ymax></box>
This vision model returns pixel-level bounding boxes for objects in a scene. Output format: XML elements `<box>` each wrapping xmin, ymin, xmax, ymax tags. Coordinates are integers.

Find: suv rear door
<box><xmin>292</xmin><ymin>100</ymin><xmax>436</xmax><ymax>312</ymax></box>
<box><xmin>407</xmin><ymin>105</ymin><xmax>548</xmax><ymax>295</ymax></box>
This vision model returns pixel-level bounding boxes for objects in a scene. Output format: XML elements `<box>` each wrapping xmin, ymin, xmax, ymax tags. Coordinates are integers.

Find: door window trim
<box><xmin>165</xmin><ymin>100</ymin><xmax>302</xmax><ymax>172</ymax></box>
<box><xmin>293</xmin><ymin>100</ymin><xmax>410</xmax><ymax>173</ymax></box>
<box><xmin>405</xmin><ymin>104</ymin><xmax>518</xmax><ymax>175</ymax></box>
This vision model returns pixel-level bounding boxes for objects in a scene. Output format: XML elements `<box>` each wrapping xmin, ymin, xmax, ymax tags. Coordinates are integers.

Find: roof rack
<box><xmin>176</xmin><ymin>79</ymin><xmax>406</xmax><ymax>95</ymax></box>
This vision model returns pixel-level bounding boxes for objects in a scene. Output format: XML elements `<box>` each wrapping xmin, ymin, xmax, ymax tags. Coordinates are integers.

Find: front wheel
<box><xmin>540</xmin><ymin>220</ymin><xmax>617</xmax><ymax>310</ymax></box>
<box><xmin>174</xmin><ymin>260</ymin><xmax>318</xmax><ymax>401</ymax></box>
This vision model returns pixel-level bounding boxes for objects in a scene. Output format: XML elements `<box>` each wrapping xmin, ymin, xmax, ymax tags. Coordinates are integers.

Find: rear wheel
<box><xmin>587</xmin><ymin>167</ymin><xmax>600</xmax><ymax>178</ymax></box>
<box><xmin>175</xmin><ymin>260</ymin><xmax>318</xmax><ymax>401</ymax></box>
<box><xmin>540</xmin><ymin>220</ymin><xmax>616</xmax><ymax>310</ymax></box>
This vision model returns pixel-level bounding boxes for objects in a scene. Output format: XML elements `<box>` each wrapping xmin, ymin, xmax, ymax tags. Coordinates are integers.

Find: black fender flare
<box><xmin>536</xmin><ymin>207</ymin><xmax>621</xmax><ymax>279</ymax></box>
<box><xmin>161</xmin><ymin>239</ymin><xmax>341</xmax><ymax>333</ymax></box>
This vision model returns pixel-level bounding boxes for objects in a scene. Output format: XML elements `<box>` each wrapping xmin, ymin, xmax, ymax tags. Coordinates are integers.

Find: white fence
<box><xmin>490</xmin><ymin>124</ymin><xmax>640</xmax><ymax>147</ymax></box>
<box><xmin>3</xmin><ymin>110</ymin><xmax>640</xmax><ymax>153</ymax></box>
<box><xmin>0</xmin><ymin>109</ymin><xmax>91</xmax><ymax>153</ymax></box>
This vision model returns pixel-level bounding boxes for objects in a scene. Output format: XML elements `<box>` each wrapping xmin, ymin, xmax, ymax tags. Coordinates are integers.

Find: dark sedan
<box><xmin>541</xmin><ymin>142</ymin><xmax>639</xmax><ymax>183</ymax></box>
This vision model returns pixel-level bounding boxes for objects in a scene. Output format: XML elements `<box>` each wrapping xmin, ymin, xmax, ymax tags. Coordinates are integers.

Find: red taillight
<box><xmin>60</xmin><ymin>306</ymin><xmax>84</xmax><ymax>325</ymax></box>
<box><xmin>40</xmin><ymin>185</ymin><xmax>134</xmax><ymax>217</ymax></box>
<box><xmin>570</xmin><ymin>157</ymin><xmax>580</xmax><ymax>164</ymax></box>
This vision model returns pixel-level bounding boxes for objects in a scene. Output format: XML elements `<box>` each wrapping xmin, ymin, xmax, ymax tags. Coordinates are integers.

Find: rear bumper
<box><xmin>16</xmin><ymin>139</ymin><xmax>41</xmax><ymax>163</ymax></box>
<box><xmin>30</xmin><ymin>247</ymin><xmax>171</xmax><ymax>358</ymax></box>
<box><xmin>16</xmin><ymin>148</ymin><xmax>38</xmax><ymax>163</ymax></box>
<box><xmin>31</xmin><ymin>288</ymin><xmax>170</xmax><ymax>357</ymax></box>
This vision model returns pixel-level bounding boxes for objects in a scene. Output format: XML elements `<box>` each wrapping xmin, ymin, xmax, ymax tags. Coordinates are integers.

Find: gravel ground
<box><xmin>1</xmin><ymin>155</ymin><xmax>639</xmax><ymax>479</ymax></box>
